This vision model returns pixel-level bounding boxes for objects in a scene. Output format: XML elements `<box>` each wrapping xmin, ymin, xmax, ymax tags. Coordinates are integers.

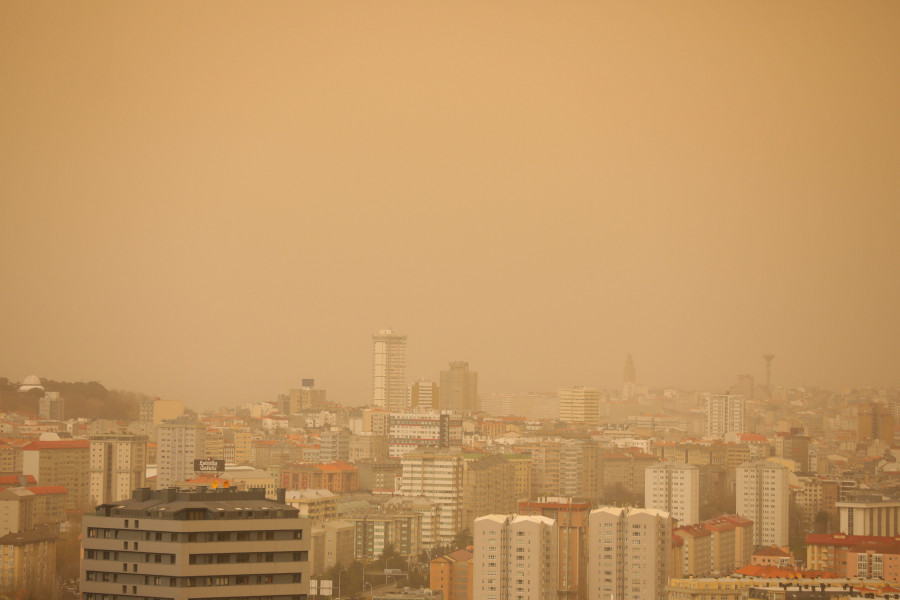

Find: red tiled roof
<box><xmin>721</xmin><ymin>514</ymin><xmax>754</xmax><ymax>526</ymax></box>
<box><xmin>22</xmin><ymin>440</ymin><xmax>89</xmax><ymax>451</ymax></box>
<box><xmin>0</xmin><ymin>475</ymin><xmax>37</xmax><ymax>485</ymax></box>
<box><xmin>675</xmin><ymin>524</ymin><xmax>712</xmax><ymax>538</ymax></box>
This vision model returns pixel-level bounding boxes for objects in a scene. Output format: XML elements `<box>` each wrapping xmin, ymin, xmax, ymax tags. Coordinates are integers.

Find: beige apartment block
<box><xmin>89</xmin><ymin>434</ymin><xmax>148</xmax><ymax>505</ymax></box>
<box><xmin>22</xmin><ymin>439</ymin><xmax>90</xmax><ymax>510</ymax></box>
<box><xmin>473</xmin><ymin>514</ymin><xmax>558</xmax><ymax>600</ymax></box>
<box><xmin>588</xmin><ymin>507</ymin><xmax>672</xmax><ymax>600</ymax></box>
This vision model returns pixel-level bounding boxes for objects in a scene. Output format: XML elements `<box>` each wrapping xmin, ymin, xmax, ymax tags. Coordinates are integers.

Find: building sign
<box><xmin>194</xmin><ymin>459</ymin><xmax>225</xmax><ymax>473</ymax></box>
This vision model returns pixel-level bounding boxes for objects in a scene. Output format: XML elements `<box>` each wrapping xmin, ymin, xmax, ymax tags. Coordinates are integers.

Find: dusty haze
<box><xmin>1</xmin><ymin>1</ymin><xmax>898</xmax><ymax>409</ymax></box>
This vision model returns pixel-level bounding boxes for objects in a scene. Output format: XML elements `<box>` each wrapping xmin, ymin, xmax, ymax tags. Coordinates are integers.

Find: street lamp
<box><xmin>337</xmin><ymin>568</ymin><xmax>349</xmax><ymax>599</ymax></box>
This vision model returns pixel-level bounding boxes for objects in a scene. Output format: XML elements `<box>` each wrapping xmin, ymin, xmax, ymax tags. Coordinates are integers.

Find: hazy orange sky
<box><xmin>2</xmin><ymin>2</ymin><xmax>899</xmax><ymax>409</ymax></box>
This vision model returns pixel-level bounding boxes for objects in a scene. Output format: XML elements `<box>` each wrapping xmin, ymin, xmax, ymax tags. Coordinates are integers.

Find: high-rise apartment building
<box><xmin>373</xmin><ymin>329</ymin><xmax>409</xmax><ymax>411</ymax></box>
<box><xmin>399</xmin><ymin>449</ymin><xmax>464</xmax><ymax>546</ymax></box>
<box><xmin>89</xmin><ymin>434</ymin><xmax>149</xmax><ymax>505</ymax></box>
<box><xmin>645</xmin><ymin>462</ymin><xmax>700</xmax><ymax>526</ymax></box>
<box><xmin>156</xmin><ymin>417</ymin><xmax>206</xmax><ymax>489</ymax></box>
<box><xmin>558</xmin><ymin>388</ymin><xmax>600</xmax><ymax>427</ymax></box>
<box><xmin>81</xmin><ymin>487</ymin><xmax>310</xmax><ymax>600</ymax></box>
<box><xmin>518</xmin><ymin>498</ymin><xmax>591</xmax><ymax>600</ymax></box>
<box><xmin>411</xmin><ymin>378</ymin><xmax>440</xmax><ymax>410</ymax></box>
<box><xmin>736</xmin><ymin>460</ymin><xmax>789</xmax><ymax>546</ymax></box>
<box><xmin>473</xmin><ymin>514</ymin><xmax>558</xmax><ymax>600</ymax></box>
<box><xmin>705</xmin><ymin>394</ymin><xmax>745</xmax><ymax>438</ymax></box>
<box><xmin>22</xmin><ymin>439</ymin><xmax>90</xmax><ymax>510</ymax></box>
<box><xmin>440</xmin><ymin>362</ymin><xmax>478</xmax><ymax>413</ymax></box>
<box><xmin>587</xmin><ymin>507</ymin><xmax>672</xmax><ymax>600</ymax></box>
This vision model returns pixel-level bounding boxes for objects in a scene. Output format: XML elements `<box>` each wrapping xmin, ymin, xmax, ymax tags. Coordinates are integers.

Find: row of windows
<box><xmin>85</xmin><ymin>572</ymin><xmax>303</xmax><ymax>586</ymax></box>
<box><xmin>87</xmin><ymin>528</ymin><xmax>303</xmax><ymax>541</ymax></box>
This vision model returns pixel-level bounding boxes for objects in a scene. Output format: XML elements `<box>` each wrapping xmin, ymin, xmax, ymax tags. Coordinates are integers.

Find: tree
<box><xmin>452</xmin><ymin>529</ymin><xmax>472</xmax><ymax>551</ymax></box>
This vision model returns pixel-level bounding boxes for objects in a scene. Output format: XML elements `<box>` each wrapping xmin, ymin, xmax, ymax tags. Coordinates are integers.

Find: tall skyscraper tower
<box><xmin>763</xmin><ymin>354</ymin><xmax>774</xmax><ymax>397</ymax></box>
<box><xmin>373</xmin><ymin>329</ymin><xmax>408</xmax><ymax>411</ymax></box>
<box><xmin>440</xmin><ymin>361</ymin><xmax>478</xmax><ymax>412</ymax></box>
<box><xmin>623</xmin><ymin>354</ymin><xmax>636</xmax><ymax>384</ymax></box>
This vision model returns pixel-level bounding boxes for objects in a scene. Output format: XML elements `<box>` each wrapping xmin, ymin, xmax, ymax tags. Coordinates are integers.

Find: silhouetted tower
<box><xmin>763</xmin><ymin>354</ymin><xmax>775</xmax><ymax>397</ymax></box>
<box><xmin>624</xmin><ymin>354</ymin><xmax>636</xmax><ymax>384</ymax></box>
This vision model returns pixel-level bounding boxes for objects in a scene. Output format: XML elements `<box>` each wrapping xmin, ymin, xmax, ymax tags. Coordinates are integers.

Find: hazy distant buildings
<box><xmin>38</xmin><ymin>392</ymin><xmax>64</xmax><ymax>421</ymax></box>
<box><xmin>736</xmin><ymin>460</ymin><xmax>789</xmax><ymax>546</ymax></box>
<box><xmin>139</xmin><ymin>397</ymin><xmax>185</xmax><ymax>427</ymax></box>
<box><xmin>388</xmin><ymin>410</ymin><xmax>463</xmax><ymax>458</ymax></box>
<box><xmin>373</xmin><ymin>329</ymin><xmax>408</xmax><ymax>411</ymax></box>
<box><xmin>281</xmin><ymin>379</ymin><xmax>327</xmax><ymax>414</ymax></box>
<box><xmin>480</xmin><ymin>392</ymin><xmax>557</xmax><ymax>420</ymax></box>
<box><xmin>440</xmin><ymin>362</ymin><xmax>478</xmax><ymax>413</ymax></box>
<box><xmin>587</xmin><ymin>506</ymin><xmax>672</xmax><ymax>600</ymax></box>
<box><xmin>473</xmin><ymin>513</ymin><xmax>558</xmax><ymax>600</ymax></box>
<box><xmin>645</xmin><ymin>462</ymin><xmax>700</xmax><ymax>526</ymax></box>
<box><xmin>705</xmin><ymin>394</ymin><xmax>745</xmax><ymax>438</ymax></box>
<box><xmin>858</xmin><ymin>402</ymin><xmax>894</xmax><ymax>444</ymax></box>
<box><xmin>411</xmin><ymin>378</ymin><xmax>439</xmax><ymax>410</ymax></box>
<box><xmin>558</xmin><ymin>387</ymin><xmax>600</xmax><ymax>427</ymax></box>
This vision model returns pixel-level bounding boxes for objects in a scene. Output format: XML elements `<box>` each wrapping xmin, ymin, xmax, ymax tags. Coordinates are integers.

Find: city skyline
<box><xmin>2</xmin><ymin>2</ymin><xmax>899</xmax><ymax>409</ymax></box>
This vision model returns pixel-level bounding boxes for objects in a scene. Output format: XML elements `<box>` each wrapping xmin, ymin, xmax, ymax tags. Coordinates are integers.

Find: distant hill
<box><xmin>0</xmin><ymin>377</ymin><xmax>143</xmax><ymax>421</ymax></box>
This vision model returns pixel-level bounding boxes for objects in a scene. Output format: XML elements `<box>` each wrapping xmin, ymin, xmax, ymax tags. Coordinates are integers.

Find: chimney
<box><xmin>277</xmin><ymin>488</ymin><xmax>286</xmax><ymax>504</ymax></box>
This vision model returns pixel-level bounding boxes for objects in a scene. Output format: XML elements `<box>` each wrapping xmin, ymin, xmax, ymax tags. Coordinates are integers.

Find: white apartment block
<box><xmin>736</xmin><ymin>460</ymin><xmax>789</xmax><ymax>547</ymax></box>
<box><xmin>705</xmin><ymin>394</ymin><xmax>745</xmax><ymax>438</ymax></box>
<box><xmin>156</xmin><ymin>418</ymin><xmax>206</xmax><ymax>489</ymax></box>
<box><xmin>89</xmin><ymin>434</ymin><xmax>149</xmax><ymax>505</ymax></box>
<box><xmin>587</xmin><ymin>507</ymin><xmax>672</xmax><ymax>600</ymax></box>
<box><xmin>473</xmin><ymin>514</ymin><xmax>558</xmax><ymax>600</ymax></box>
<box><xmin>389</xmin><ymin>411</ymin><xmax>463</xmax><ymax>458</ymax></box>
<box><xmin>645</xmin><ymin>462</ymin><xmax>700</xmax><ymax>526</ymax></box>
<box><xmin>558</xmin><ymin>387</ymin><xmax>601</xmax><ymax>427</ymax></box>
<box><xmin>399</xmin><ymin>449</ymin><xmax>464</xmax><ymax>547</ymax></box>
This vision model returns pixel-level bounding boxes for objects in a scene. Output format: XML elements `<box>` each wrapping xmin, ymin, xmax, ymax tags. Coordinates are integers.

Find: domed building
<box><xmin>18</xmin><ymin>375</ymin><xmax>44</xmax><ymax>392</ymax></box>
